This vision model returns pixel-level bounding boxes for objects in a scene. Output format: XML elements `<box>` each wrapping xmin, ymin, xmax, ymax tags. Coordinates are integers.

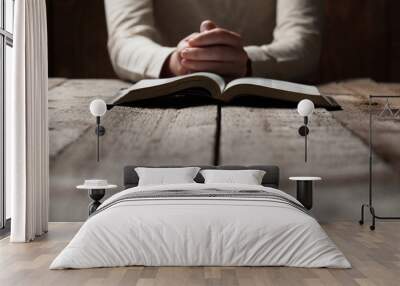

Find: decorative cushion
<box><xmin>135</xmin><ymin>167</ymin><xmax>201</xmax><ymax>186</ymax></box>
<box><xmin>200</xmin><ymin>169</ymin><xmax>266</xmax><ymax>185</ymax></box>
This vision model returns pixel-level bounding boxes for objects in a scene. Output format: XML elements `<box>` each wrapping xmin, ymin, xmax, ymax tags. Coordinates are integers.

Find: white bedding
<box><xmin>50</xmin><ymin>183</ymin><xmax>350</xmax><ymax>269</ymax></box>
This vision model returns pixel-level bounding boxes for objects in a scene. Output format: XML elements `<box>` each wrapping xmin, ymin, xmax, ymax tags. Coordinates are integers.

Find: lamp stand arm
<box><xmin>97</xmin><ymin>128</ymin><xmax>100</xmax><ymax>162</ymax></box>
<box><xmin>304</xmin><ymin>116</ymin><xmax>308</xmax><ymax>162</ymax></box>
<box><xmin>305</xmin><ymin>132</ymin><xmax>307</xmax><ymax>162</ymax></box>
<box><xmin>96</xmin><ymin>116</ymin><xmax>100</xmax><ymax>162</ymax></box>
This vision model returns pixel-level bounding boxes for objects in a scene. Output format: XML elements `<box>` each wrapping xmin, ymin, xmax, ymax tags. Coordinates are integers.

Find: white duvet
<box><xmin>50</xmin><ymin>183</ymin><xmax>350</xmax><ymax>269</ymax></box>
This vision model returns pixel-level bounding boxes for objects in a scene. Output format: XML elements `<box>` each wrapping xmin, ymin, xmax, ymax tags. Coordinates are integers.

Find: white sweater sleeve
<box><xmin>104</xmin><ymin>0</ymin><xmax>175</xmax><ymax>81</ymax></box>
<box><xmin>244</xmin><ymin>0</ymin><xmax>323</xmax><ymax>80</ymax></box>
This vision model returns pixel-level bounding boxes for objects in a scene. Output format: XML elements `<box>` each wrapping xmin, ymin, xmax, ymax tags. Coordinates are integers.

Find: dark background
<box><xmin>46</xmin><ymin>0</ymin><xmax>400</xmax><ymax>83</ymax></box>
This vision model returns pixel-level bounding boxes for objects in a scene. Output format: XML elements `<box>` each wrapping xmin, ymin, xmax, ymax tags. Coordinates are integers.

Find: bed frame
<box><xmin>123</xmin><ymin>165</ymin><xmax>280</xmax><ymax>189</ymax></box>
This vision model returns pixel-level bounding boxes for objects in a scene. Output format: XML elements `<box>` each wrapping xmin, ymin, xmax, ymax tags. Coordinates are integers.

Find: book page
<box><xmin>110</xmin><ymin>72</ymin><xmax>227</xmax><ymax>106</ymax></box>
<box><xmin>194</xmin><ymin>72</ymin><xmax>225</xmax><ymax>92</ymax></box>
<box><xmin>130</xmin><ymin>72</ymin><xmax>226</xmax><ymax>93</ymax></box>
<box><xmin>225</xmin><ymin>77</ymin><xmax>320</xmax><ymax>95</ymax></box>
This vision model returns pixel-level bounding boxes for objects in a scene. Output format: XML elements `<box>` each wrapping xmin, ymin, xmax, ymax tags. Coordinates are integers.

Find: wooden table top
<box><xmin>48</xmin><ymin>78</ymin><xmax>400</xmax><ymax>222</ymax></box>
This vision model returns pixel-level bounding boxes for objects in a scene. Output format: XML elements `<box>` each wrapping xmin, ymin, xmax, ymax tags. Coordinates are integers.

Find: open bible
<box><xmin>108</xmin><ymin>72</ymin><xmax>339</xmax><ymax>108</ymax></box>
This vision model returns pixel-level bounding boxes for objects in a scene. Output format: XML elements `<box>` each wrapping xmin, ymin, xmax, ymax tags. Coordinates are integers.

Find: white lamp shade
<box><xmin>297</xmin><ymin>99</ymin><xmax>315</xmax><ymax>117</ymax></box>
<box><xmin>89</xmin><ymin>99</ymin><xmax>107</xmax><ymax>117</ymax></box>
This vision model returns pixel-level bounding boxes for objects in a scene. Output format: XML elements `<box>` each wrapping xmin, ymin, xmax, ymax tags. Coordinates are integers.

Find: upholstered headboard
<box><xmin>123</xmin><ymin>165</ymin><xmax>280</xmax><ymax>189</ymax></box>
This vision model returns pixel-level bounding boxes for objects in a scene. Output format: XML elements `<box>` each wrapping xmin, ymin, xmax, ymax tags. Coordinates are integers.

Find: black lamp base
<box><xmin>88</xmin><ymin>189</ymin><xmax>105</xmax><ymax>215</ymax></box>
<box><xmin>298</xmin><ymin>125</ymin><xmax>309</xmax><ymax>136</ymax></box>
<box><xmin>296</xmin><ymin>181</ymin><xmax>313</xmax><ymax>210</ymax></box>
<box><xmin>95</xmin><ymin>125</ymin><xmax>106</xmax><ymax>136</ymax></box>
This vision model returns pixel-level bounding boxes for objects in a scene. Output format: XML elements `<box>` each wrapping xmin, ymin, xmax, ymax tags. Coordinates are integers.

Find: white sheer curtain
<box><xmin>7</xmin><ymin>0</ymin><xmax>49</xmax><ymax>242</ymax></box>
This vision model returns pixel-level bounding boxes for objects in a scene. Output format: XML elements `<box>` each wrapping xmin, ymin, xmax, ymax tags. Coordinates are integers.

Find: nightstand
<box><xmin>289</xmin><ymin>177</ymin><xmax>322</xmax><ymax>210</ymax></box>
<box><xmin>77</xmin><ymin>179</ymin><xmax>117</xmax><ymax>215</ymax></box>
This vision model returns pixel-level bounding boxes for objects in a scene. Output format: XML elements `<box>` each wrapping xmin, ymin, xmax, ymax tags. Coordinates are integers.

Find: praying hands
<box><xmin>162</xmin><ymin>20</ymin><xmax>250</xmax><ymax>78</ymax></box>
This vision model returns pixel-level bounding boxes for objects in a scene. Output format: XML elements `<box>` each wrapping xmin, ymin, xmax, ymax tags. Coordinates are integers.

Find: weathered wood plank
<box><xmin>49</xmin><ymin>79</ymin><xmax>217</xmax><ymax>221</ymax></box>
<box><xmin>48</xmin><ymin>78</ymin><xmax>400</xmax><ymax>222</ymax></box>
<box><xmin>2</xmin><ymin>222</ymin><xmax>400</xmax><ymax>286</ymax></box>
<box><xmin>319</xmin><ymin>79</ymin><xmax>400</xmax><ymax>173</ymax></box>
<box><xmin>219</xmin><ymin>106</ymin><xmax>400</xmax><ymax>221</ymax></box>
<box><xmin>48</xmin><ymin>78</ymin><xmax>67</xmax><ymax>90</ymax></box>
<box><xmin>219</xmin><ymin>107</ymin><xmax>373</xmax><ymax>176</ymax></box>
<box><xmin>48</xmin><ymin>79</ymin><xmax>130</xmax><ymax>157</ymax></box>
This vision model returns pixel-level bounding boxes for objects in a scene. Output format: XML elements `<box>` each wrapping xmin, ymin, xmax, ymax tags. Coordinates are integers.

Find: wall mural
<box><xmin>47</xmin><ymin>0</ymin><xmax>400</xmax><ymax>224</ymax></box>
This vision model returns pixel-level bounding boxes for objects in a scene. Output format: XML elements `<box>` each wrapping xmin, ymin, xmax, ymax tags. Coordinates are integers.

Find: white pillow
<box><xmin>200</xmin><ymin>169</ymin><xmax>266</xmax><ymax>185</ymax></box>
<box><xmin>135</xmin><ymin>167</ymin><xmax>200</xmax><ymax>186</ymax></box>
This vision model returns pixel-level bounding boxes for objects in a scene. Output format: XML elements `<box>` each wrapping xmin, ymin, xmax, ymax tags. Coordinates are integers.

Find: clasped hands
<box><xmin>162</xmin><ymin>20</ymin><xmax>250</xmax><ymax>78</ymax></box>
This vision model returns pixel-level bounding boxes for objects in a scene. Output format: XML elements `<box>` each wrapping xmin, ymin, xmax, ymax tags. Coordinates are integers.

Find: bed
<box><xmin>50</xmin><ymin>165</ymin><xmax>350</xmax><ymax>269</ymax></box>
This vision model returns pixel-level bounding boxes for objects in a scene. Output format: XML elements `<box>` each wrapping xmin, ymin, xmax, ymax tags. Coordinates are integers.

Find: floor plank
<box><xmin>1</xmin><ymin>222</ymin><xmax>399</xmax><ymax>286</ymax></box>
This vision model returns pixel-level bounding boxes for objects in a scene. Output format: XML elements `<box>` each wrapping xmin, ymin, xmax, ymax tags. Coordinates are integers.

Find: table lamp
<box><xmin>89</xmin><ymin>99</ymin><xmax>107</xmax><ymax>162</ymax></box>
<box><xmin>297</xmin><ymin>99</ymin><xmax>315</xmax><ymax>162</ymax></box>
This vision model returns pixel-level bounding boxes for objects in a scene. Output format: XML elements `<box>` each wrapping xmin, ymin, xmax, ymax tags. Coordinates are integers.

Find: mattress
<box><xmin>50</xmin><ymin>183</ymin><xmax>350</xmax><ymax>269</ymax></box>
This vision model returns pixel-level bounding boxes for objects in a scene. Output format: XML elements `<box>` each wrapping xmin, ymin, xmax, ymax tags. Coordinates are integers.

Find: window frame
<box><xmin>0</xmin><ymin>0</ymin><xmax>13</xmax><ymax>230</ymax></box>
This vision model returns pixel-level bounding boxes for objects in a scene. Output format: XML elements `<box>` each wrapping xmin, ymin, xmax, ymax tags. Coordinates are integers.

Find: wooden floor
<box><xmin>1</xmin><ymin>222</ymin><xmax>400</xmax><ymax>286</ymax></box>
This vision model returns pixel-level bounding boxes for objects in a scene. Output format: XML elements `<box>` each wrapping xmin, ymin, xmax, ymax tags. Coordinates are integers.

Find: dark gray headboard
<box><xmin>124</xmin><ymin>165</ymin><xmax>279</xmax><ymax>189</ymax></box>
